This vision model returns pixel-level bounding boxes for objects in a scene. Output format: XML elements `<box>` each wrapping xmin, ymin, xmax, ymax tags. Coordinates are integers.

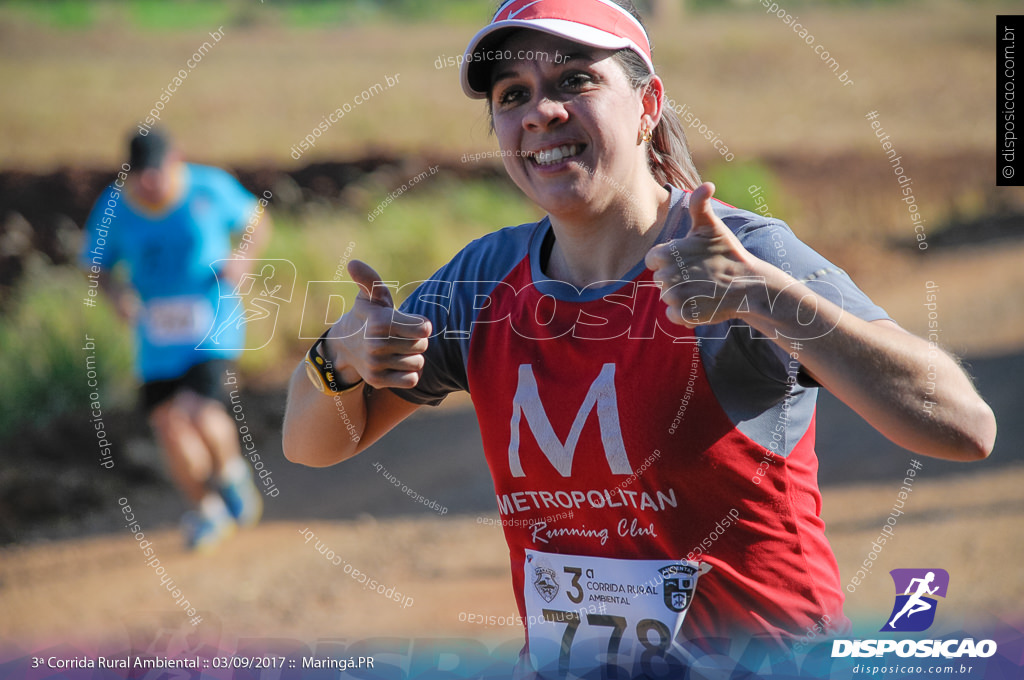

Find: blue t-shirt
<box><xmin>80</xmin><ymin>163</ymin><xmax>257</xmax><ymax>381</ymax></box>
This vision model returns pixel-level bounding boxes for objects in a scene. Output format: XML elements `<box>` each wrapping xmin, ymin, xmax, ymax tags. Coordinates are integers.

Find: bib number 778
<box><xmin>541</xmin><ymin>609</ymin><xmax>679</xmax><ymax>676</ymax></box>
<box><xmin>524</xmin><ymin>550</ymin><xmax>707</xmax><ymax>677</ymax></box>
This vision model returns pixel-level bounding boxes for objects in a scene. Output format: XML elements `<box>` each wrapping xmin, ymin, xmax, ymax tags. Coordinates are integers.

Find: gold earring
<box><xmin>641</xmin><ymin>127</ymin><xmax>653</xmax><ymax>144</ymax></box>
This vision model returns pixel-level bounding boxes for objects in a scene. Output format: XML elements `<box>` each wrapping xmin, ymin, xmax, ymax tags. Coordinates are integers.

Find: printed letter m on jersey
<box><xmin>508</xmin><ymin>363</ymin><xmax>632</xmax><ymax>478</ymax></box>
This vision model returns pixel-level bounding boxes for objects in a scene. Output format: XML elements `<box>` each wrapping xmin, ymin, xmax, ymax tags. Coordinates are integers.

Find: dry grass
<box><xmin>3</xmin><ymin>1</ymin><xmax>1021</xmax><ymax>359</ymax></box>
<box><xmin>0</xmin><ymin>2</ymin><xmax>1007</xmax><ymax>170</ymax></box>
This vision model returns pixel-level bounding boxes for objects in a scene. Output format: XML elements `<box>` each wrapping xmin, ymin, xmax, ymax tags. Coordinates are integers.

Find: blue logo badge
<box><xmin>880</xmin><ymin>568</ymin><xmax>949</xmax><ymax>632</ymax></box>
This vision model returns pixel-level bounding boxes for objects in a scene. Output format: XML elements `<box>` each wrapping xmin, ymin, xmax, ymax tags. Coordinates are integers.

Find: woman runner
<box><xmin>283</xmin><ymin>1</ymin><xmax>995</xmax><ymax>675</ymax></box>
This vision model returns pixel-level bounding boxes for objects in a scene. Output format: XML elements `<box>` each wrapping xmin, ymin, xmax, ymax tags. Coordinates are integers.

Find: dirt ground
<box><xmin>2</xmin><ymin>461</ymin><xmax>1023</xmax><ymax>657</ymax></box>
<box><xmin>3</xmin><ymin>369</ymin><xmax>1023</xmax><ymax>650</ymax></box>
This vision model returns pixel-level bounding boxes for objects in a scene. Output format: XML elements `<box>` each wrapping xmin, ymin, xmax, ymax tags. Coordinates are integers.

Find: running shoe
<box><xmin>182</xmin><ymin>509</ymin><xmax>235</xmax><ymax>553</ymax></box>
<box><xmin>217</xmin><ymin>475</ymin><xmax>263</xmax><ymax>528</ymax></box>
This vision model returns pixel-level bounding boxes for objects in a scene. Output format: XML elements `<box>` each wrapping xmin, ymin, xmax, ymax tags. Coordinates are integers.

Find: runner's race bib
<box><xmin>143</xmin><ymin>296</ymin><xmax>214</xmax><ymax>345</ymax></box>
<box><xmin>522</xmin><ymin>549</ymin><xmax>711</xmax><ymax>678</ymax></box>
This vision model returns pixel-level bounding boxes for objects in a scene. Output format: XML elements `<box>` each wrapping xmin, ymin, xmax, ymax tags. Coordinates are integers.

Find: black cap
<box><xmin>128</xmin><ymin>128</ymin><xmax>170</xmax><ymax>170</ymax></box>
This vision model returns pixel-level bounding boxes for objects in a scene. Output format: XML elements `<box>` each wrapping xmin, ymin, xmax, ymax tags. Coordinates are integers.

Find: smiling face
<box><xmin>488</xmin><ymin>31</ymin><xmax>661</xmax><ymax>220</ymax></box>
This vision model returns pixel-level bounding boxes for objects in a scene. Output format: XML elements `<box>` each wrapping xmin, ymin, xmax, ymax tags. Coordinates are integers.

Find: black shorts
<box><xmin>141</xmin><ymin>359</ymin><xmax>235</xmax><ymax>413</ymax></box>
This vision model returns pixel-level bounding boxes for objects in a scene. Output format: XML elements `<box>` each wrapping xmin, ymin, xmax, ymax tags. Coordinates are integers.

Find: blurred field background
<box><xmin>1</xmin><ymin>0</ymin><xmax>1023</xmax><ymax>660</ymax></box>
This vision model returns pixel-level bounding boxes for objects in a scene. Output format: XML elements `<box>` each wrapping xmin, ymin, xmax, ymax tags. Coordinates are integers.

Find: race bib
<box><xmin>143</xmin><ymin>296</ymin><xmax>214</xmax><ymax>345</ymax></box>
<box><xmin>522</xmin><ymin>549</ymin><xmax>711</xmax><ymax>678</ymax></box>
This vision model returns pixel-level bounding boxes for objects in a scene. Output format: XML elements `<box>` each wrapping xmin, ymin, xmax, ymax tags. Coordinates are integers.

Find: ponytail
<box><xmin>613</xmin><ymin>48</ymin><xmax>702</xmax><ymax>191</ymax></box>
<box><xmin>649</xmin><ymin>91</ymin><xmax>701</xmax><ymax>190</ymax></box>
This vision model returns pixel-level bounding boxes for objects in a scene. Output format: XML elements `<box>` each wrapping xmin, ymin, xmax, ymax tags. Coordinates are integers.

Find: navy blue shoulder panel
<box><xmin>392</xmin><ymin>222</ymin><xmax>541</xmax><ymax>406</ymax></box>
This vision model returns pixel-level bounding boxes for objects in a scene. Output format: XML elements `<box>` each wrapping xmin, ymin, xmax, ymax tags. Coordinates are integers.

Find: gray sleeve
<box><xmin>389</xmin><ymin>276</ymin><xmax>468</xmax><ymax>407</ymax></box>
<box><xmin>386</xmin><ymin>223</ymin><xmax>538</xmax><ymax>407</ymax></box>
<box><xmin>724</xmin><ymin>215</ymin><xmax>890</xmax><ymax>386</ymax></box>
<box><xmin>695</xmin><ymin>210</ymin><xmax>890</xmax><ymax>456</ymax></box>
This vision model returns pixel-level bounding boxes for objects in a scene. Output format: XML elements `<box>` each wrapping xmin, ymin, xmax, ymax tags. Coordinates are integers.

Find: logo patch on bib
<box><xmin>659</xmin><ymin>564</ymin><xmax>699</xmax><ymax>613</ymax></box>
<box><xmin>531</xmin><ymin>559</ymin><xmax>560</xmax><ymax>603</ymax></box>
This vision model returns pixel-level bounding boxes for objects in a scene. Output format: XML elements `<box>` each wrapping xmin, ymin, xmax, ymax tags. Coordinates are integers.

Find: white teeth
<box><xmin>532</xmin><ymin>144</ymin><xmax>580</xmax><ymax>166</ymax></box>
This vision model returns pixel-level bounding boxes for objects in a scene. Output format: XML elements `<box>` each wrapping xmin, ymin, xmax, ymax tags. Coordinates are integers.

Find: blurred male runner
<box><xmin>81</xmin><ymin>129</ymin><xmax>271</xmax><ymax>551</ymax></box>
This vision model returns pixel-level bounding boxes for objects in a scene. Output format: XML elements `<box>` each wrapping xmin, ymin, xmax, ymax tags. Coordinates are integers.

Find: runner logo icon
<box><xmin>202</xmin><ymin>259</ymin><xmax>296</xmax><ymax>351</ymax></box>
<box><xmin>881</xmin><ymin>568</ymin><xmax>949</xmax><ymax>632</ymax></box>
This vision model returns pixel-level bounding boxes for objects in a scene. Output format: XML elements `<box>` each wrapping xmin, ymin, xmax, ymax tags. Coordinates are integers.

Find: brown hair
<box><xmin>607</xmin><ymin>0</ymin><xmax>701</xmax><ymax>190</ymax></box>
<box><xmin>653</xmin><ymin>109</ymin><xmax>703</xmax><ymax>190</ymax></box>
<box><xmin>487</xmin><ymin>0</ymin><xmax>701</xmax><ymax>190</ymax></box>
